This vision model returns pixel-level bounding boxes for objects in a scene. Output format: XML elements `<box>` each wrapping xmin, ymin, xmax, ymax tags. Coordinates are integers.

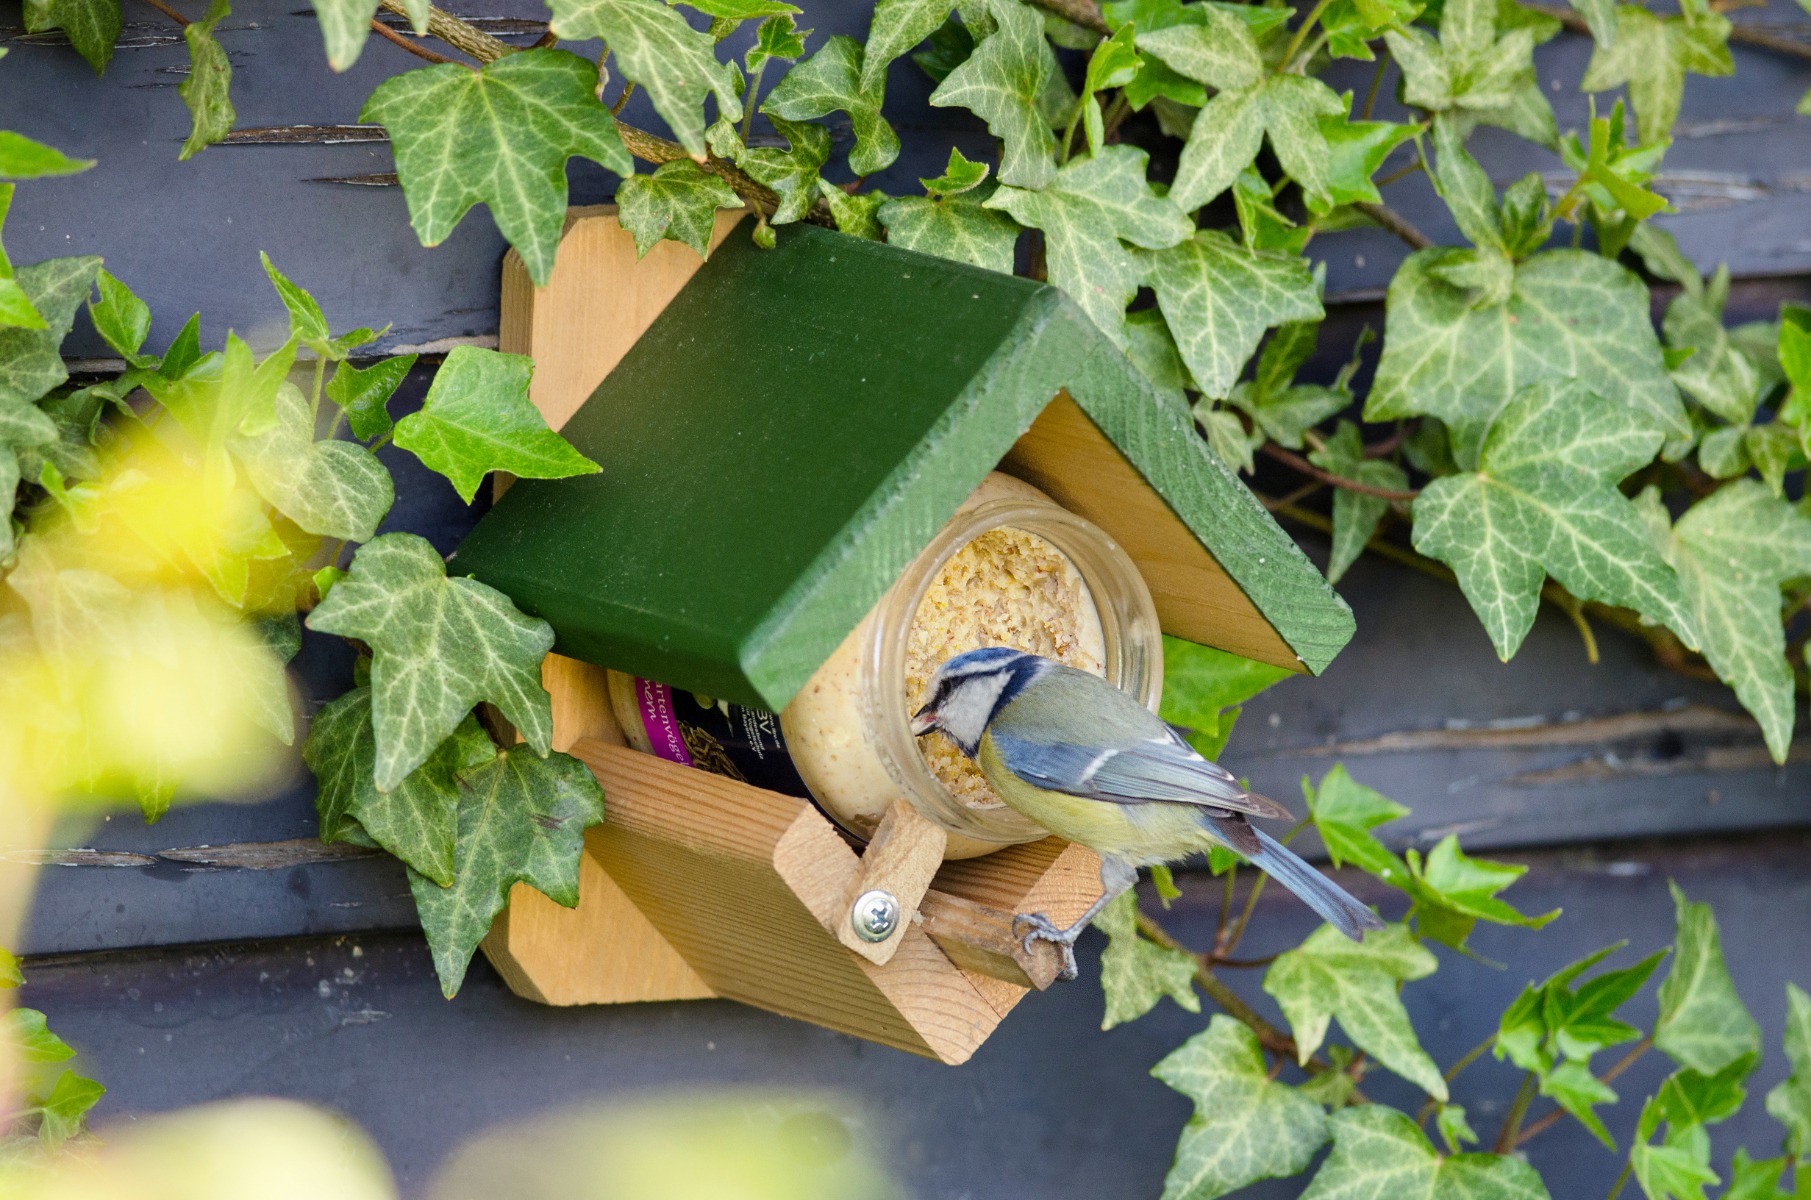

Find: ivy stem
<box><xmin>1362</xmin><ymin>56</ymin><xmax>1389</xmax><ymax>120</ymax></box>
<box><xmin>1375</xmin><ymin>154</ymin><xmax>1426</xmax><ymax>189</ymax></box>
<box><xmin>1605</xmin><ymin>1162</ymin><xmax>1634</xmax><ymax>1200</ymax></box>
<box><xmin>139</xmin><ymin>0</ymin><xmax>188</xmax><ymax>26</ymax></box>
<box><xmin>309</xmin><ymin>355</ymin><xmax>325</xmax><ymax>423</ymax></box>
<box><xmin>1278</xmin><ymin>0</ymin><xmax>1336</xmax><ymax>76</ymax></box>
<box><xmin>368</xmin><ymin>19</ymin><xmax>465</xmax><ymax>67</ymax></box>
<box><xmin>1514</xmin><ymin>1036</ymin><xmax>1653</xmax><ymax>1148</ymax></box>
<box><xmin>1261</xmin><ymin>441</ymin><xmax>1421</xmax><ymax>500</ymax></box>
<box><xmin>1415</xmin><ymin>1032</ymin><xmax>1496</xmax><ymax>1127</ymax></box>
<box><xmin>1137</xmin><ymin>907</ymin><xmax>1301</xmax><ymax>1060</ymax></box>
<box><xmin>741</xmin><ymin>60</ymin><xmax>768</xmax><ymax>144</ymax></box>
<box><xmin>1492</xmin><ymin>1070</ymin><xmax>1539</xmax><ymax>1153</ymax></box>
<box><xmin>1355</xmin><ymin>201</ymin><xmax>1434</xmax><ymax>249</ymax></box>
<box><xmin>1215</xmin><ymin>864</ymin><xmax>1238</xmax><ymax>948</ymax></box>
<box><xmin>610</xmin><ymin>81</ymin><xmax>637</xmax><ymax>117</ymax></box>
<box><xmin>1024</xmin><ymin>0</ymin><xmax>1111</xmax><ymax>34</ymax></box>
<box><xmin>380</xmin><ymin>0</ymin><xmax>513</xmax><ymax>63</ymax></box>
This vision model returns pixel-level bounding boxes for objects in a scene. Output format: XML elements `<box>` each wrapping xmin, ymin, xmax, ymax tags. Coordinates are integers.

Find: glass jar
<box><xmin>608</xmin><ymin>474</ymin><xmax>1163</xmax><ymax>860</ymax></box>
<box><xmin>780</xmin><ymin>473</ymin><xmax>1163</xmax><ymax>857</ymax></box>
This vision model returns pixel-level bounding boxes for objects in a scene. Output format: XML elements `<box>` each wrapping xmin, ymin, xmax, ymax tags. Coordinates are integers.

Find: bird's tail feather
<box><xmin>1248</xmin><ymin>828</ymin><xmax>1385</xmax><ymax>941</ymax></box>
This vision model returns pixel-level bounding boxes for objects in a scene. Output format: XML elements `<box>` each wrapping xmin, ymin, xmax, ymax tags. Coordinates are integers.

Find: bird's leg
<box><xmin>1013</xmin><ymin>858</ymin><xmax>1140</xmax><ymax>982</ymax></box>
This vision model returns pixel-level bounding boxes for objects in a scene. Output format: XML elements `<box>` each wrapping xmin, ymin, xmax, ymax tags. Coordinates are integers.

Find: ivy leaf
<box><xmin>617</xmin><ymin>160</ymin><xmax>743</xmax><ymax>258</ymax></box>
<box><xmin>1654</xmin><ymin>1053</ymin><xmax>1759</xmax><ymax>1131</ymax></box>
<box><xmin>1299</xmin><ymin>1105</ymin><xmax>1551</xmax><ymax>1200</ymax></box>
<box><xmin>1323</xmin><ymin>0</ymin><xmax>1424</xmax><ymax>59</ymax></box>
<box><xmin>1371</xmin><ymin>245</ymin><xmax>1691</xmax><ymax>469</ymax></box>
<box><xmin>1077</xmin><ymin>25</ymin><xmax>1141</xmax><ymax>154</ymax></box>
<box><xmin>1124</xmin><ymin>307</ymin><xmax>1195</xmax><ymax>407</ymax></box>
<box><xmin>1314</xmin><ymin>113</ymin><xmax>1420</xmax><ymax>214</ymax></box>
<box><xmin>1264</xmin><ymin>922</ymin><xmax>1448</xmax><ymax>1099</ymax></box>
<box><xmin>409</xmin><ymin>744</ymin><xmax>605</xmax><ymax>997</ymax></box>
<box><xmin>88</xmin><ymin>267</ymin><xmax>152</xmax><ymax>364</ymax></box>
<box><xmin>1582</xmin><ymin>5</ymin><xmax>1733</xmax><ymax>146</ymax></box>
<box><xmin>1310</xmin><ymin>421</ymin><xmax>1410</xmax><ymax>584</ymax></box>
<box><xmin>763</xmin><ymin>36</ymin><xmax>898</xmax><ymax>176</ymax></box>
<box><xmin>922</xmin><ymin>145</ymin><xmax>990</xmax><ymax>196</ymax></box>
<box><xmin>745</xmin><ymin>12</ymin><xmax>808</xmax><ymax>74</ymax></box>
<box><xmin>1652</xmin><ymin>481</ymin><xmax>1811</xmax><ymax>763</ymax></box>
<box><xmin>740</xmin><ymin>115</ymin><xmax>831</xmax><ymax>224</ymax></box>
<box><xmin>1655</xmin><ymin>881</ymin><xmax>1761</xmax><ymax>1076</ymax></box>
<box><xmin>22</xmin><ymin>0</ymin><xmax>120</xmax><ymax>74</ymax></box>
<box><xmin>150</xmin><ymin>331</ymin><xmax>296</xmax><ymax>449</ymax></box>
<box><xmin>361</xmin><ymin>49</ymin><xmax>632</xmax><ymax>287</ymax></box>
<box><xmin>32</xmin><ymin>1070</ymin><xmax>105</xmax><ymax>1148</ymax></box>
<box><xmin>259</xmin><ymin>253</ymin><xmax>379</xmax><ymax>362</ymax></box>
<box><xmin>1226</xmin><ymin>319</ymin><xmax>1357</xmax><ymax>450</ymax></box>
<box><xmin>1142</xmin><ymin>229</ymin><xmax>1323</xmax><ymax>399</ymax></box>
<box><xmin>1764</xmin><ymin>983</ymin><xmax>1811</xmax><ymax>1162</ymax></box>
<box><xmin>391</xmin><ymin>346</ymin><xmax>600</xmax><ymax>504</ymax></box>
<box><xmin>879</xmin><ymin>188</ymin><xmax>1020</xmax><ymax>274</ymax></box>
<box><xmin>7</xmin><ymin>1008</ymin><xmax>75</xmax><ymax>1064</ymax></box>
<box><xmin>1196</xmin><ymin>404</ymin><xmax>1260</xmax><ymax>475</ymax></box>
<box><xmin>311</xmin><ymin>0</ymin><xmax>428</xmax><ymax>71</ymax></box>
<box><xmin>1665</xmin><ymin>267</ymin><xmax>1760</xmax><ymax>426</ymax></box>
<box><xmin>1305</xmin><ymin>764</ymin><xmax>1411</xmax><ymax>883</ymax></box>
<box><xmin>0</xmin><ymin>257</ymin><xmax>100</xmax><ymax>410</ymax></box>
<box><xmin>1132</xmin><ymin>6</ymin><xmax>1262</xmax><ymax>95</ymax></box>
<box><xmin>1412</xmin><ymin>379</ymin><xmax>1696</xmax><ymax>661</ymax></box>
<box><xmin>862</xmin><ymin>0</ymin><xmax>956</xmax><ymax>92</ymax></box>
<box><xmin>1152</xmin><ymin>1016</ymin><xmax>1329</xmax><ymax>1200</ymax></box>
<box><xmin>929</xmin><ymin>0</ymin><xmax>1058</xmax><ymax>189</ymax></box>
<box><xmin>177</xmin><ymin>0</ymin><xmax>235</xmax><ymax>160</ymax></box>
<box><xmin>1722</xmin><ymin>1150</ymin><xmax>1794</xmax><ymax>1200</ymax></box>
<box><xmin>325</xmin><ymin>353</ymin><xmax>418</xmax><ymax>442</ymax></box>
<box><xmin>1436</xmin><ymin>1103</ymin><xmax>1480</xmax><ymax>1153</ymax></box>
<box><xmin>230</xmin><ymin>382</ymin><xmax>394</xmax><ymax>542</ymax></box>
<box><xmin>305</xmin><ymin>532</ymin><xmax>556</xmax><ymax>790</ymax></box>
<box><xmin>1538</xmin><ymin>1060</ymin><xmax>1620</xmax><ymax>1149</ymax></box>
<box><xmin>305</xmin><ymin>688</ymin><xmax>497</xmax><ymax>886</ymax></box>
<box><xmin>1384</xmin><ymin>0</ymin><xmax>1547</xmax><ymax>122</ymax></box>
<box><xmin>1403</xmin><ymin>835</ymin><xmax>1558</xmax><ymax>951</ymax></box>
<box><xmin>1095</xmin><ymin>890</ymin><xmax>1200</xmax><ymax>1029</ymax></box>
<box><xmin>1499</xmin><ymin>943</ymin><xmax>1663</xmax><ymax>1080</ymax></box>
<box><xmin>986</xmin><ymin>145</ymin><xmax>1192</xmax><ymax>348</ymax></box>
<box><xmin>1170</xmin><ymin>74</ymin><xmax>1349</xmax><ymax>213</ymax></box>
<box><xmin>817</xmin><ymin>182</ymin><xmax>888</xmax><ymax>240</ymax></box>
<box><xmin>1158</xmin><ymin>635</ymin><xmax>1291</xmax><ymax>761</ymax></box>
<box><xmin>1632</xmin><ymin>1096</ymin><xmax>1721</xmax><ymax>1200</ymax></box>
<box><xmin>545</xmin><ymin>0</ymin><xmax>739</xmax><ymax>161</ymax></box>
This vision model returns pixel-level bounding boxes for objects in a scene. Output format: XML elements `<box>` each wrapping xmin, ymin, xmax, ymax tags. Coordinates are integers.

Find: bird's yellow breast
<box><xmin>976</xmin><ymin>733</ymin><xmax>1214</xmax><ymax>866</ymax></box>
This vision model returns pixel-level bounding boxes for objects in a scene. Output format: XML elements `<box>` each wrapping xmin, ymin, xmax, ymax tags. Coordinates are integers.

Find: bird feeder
<box><xmin>451</xmin><ymin>208</ymin><xmax>1353</xmax><ymax>1064</ymax></box>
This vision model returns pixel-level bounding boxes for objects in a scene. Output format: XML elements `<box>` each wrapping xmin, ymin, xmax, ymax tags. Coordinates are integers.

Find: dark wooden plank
<box><xmin>21</xmin><ymin>833</ymin><xmax>1811</xmax><ymax>1197</ymax></box>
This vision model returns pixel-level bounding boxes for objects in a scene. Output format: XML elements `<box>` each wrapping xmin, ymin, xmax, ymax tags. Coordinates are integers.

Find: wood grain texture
<box><xmin>832</xmin><ymin>800</ymin><xmax>948</xmax><ymax>966</ymax></box>
<box><xmin>916</xmin><ymin>889</ymin><xmax>1062</xmax><ymax>992</ymax></box>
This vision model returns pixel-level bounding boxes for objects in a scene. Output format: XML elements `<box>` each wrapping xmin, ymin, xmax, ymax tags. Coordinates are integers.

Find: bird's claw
<box><xmin>1013</xmin><ymin>912</ymin><xmax>1081</xmax><ymax>982</ymax></box>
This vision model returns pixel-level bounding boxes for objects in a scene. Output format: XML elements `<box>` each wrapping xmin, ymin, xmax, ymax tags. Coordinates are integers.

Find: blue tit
<box><xmin>910</xmin><ymin>647</ymin><xmax>1384</xmax><ymax>980</ymax></box>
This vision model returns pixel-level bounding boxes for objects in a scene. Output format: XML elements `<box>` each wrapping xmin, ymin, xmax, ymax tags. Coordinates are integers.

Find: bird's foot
<box><xmin>1013</xmin><ymin>912</ymin><xmax>1081</xmax><ymax>982</ymax></box>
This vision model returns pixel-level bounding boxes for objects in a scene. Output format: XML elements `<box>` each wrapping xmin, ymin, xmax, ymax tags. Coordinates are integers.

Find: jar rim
<box><xmin>860</xmin><ymin>493</ymin><xmax>1163</xmax><ymax>844</ymax></box>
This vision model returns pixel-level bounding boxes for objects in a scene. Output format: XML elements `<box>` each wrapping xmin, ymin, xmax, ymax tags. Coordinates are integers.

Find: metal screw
<box><xmin>850</xmin><ymin>889</ymin><xmax>901</xmax><ymax>943</ymax></box>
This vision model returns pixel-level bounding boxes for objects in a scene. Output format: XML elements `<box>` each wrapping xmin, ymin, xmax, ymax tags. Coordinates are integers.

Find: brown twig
<box><xmin>380</xmin><ymin>0</ymin><xmax>513</xmax><ymax>62</ymax></box>
<box><xmin>1137</xmin><ymin>908</ymin><xmax>1301</xmax><ymax>1059</ymax></box>
<box><xmin>138</xmin><ymin>0</ymin><xmax>189</xmax><ymax>25</ymax></box>
<box><xmin>1363</xmin><ymin>424</ymin><xmax>1412</xmax><ymax>458</ymax></box>
<box><xmin>1025</xmin><ymin>0</ymin><xmax>1111</xmax><ymax>34</ymax></box>
<box><xmin>1355</xmin><ymin>201</ymin><xmax>1435</xmax><ymax>250</ymax></box>
<box><xmin>369</xmin><ymin>19</ymin><xmax>464</xmax><ymax>67</ymax></box>
<box><xmin>1513</xmin><ymin>1036</ymin><xmax>1653</xmax><ymax>1147</ymax></box>
<box><xmin>1262</xmin><ymin>442</ymin><xmax>1421</xmax><ymax>500</ymax></box>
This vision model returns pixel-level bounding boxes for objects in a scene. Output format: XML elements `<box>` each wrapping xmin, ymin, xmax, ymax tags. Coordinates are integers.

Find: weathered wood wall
<box><xmin>4</xmin><ymin>1</ymin><xmax>1810</xmax><ymax>1195</ymax></box>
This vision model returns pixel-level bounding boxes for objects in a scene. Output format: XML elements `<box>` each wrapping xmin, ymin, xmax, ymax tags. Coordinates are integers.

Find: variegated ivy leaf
<box><xmin>306</xmin><ymin>688</ymin><xmax>496</xmax><ymax>887</ymax></box>
<box><xmin>1582</xmin><ymin>3</ymin><xmax>1733</xmax><ymax>146</ymax></box>
<box><xmin>1368</xmin><ymin>248</ymin><xmax>1691</xmax><ymax>468</ymax></box>
<box><xmin>861</xmin><ymin>0</ymin><xmax>956</xmax><ymax>92</ymax></box>
<box><xmin>879</xmin><ymin>186</ymin><xmax>1020</xmax><ymax>273</ymax></box>
<box><xmin>1310</xmin><ymin>421</ymin><xmax>1409</xmax><ymax>584</ymax></box>
<box><xmin>1124</xmin><ymin>307</ymin><xmax>1195</xmax><ymax>407</ymax></box>
<box><xmin>178</xmin><ymin>0</ymin><xmax>235</xmax><ymax>160</ymax></box>
<box><xmin>310</xmin><ymin>0</ymin><xmax>429</xmax><ymax>71</ymax></box>
<box><xmin>1170</xmin><ymin>74</ymin><xmax>1349</xmax><ymax>213</ymax></box>
<box><xmin>1642</xmin><ymin>481</ymin><xmax>1811</xmax><ymax>763</ymax></box>
<box><xmin>392</xmin><ymin>346</ymin><xmax>600</xmax><ymax>503</ymax></box>
<box><xmin>1264</xmin><ymin>922</ymin><xmax>1447</xmax><ymax>1099</ymax></box>
<box><xmin>740</xmin><ymin>116</ymin><xmax>830</xmax><ymax>224</ymax></box>
<box><xmin>1132</xmin><ymin>5</ymin><xmax>1262</xmax><ymax>95</ymax></box>
<box><xmin>409</xmin><ymin>743</ymin><xmax>605</xmax><ymax>997</ymax></box>
<box><xmin>1153</xmin><ymin>1017</ymin><xmax>1329</xmax><ymax>1200</ymax></box>
<box><xmin>305</xmin><ymin>532</ymin><xmax>557</xmax><ymax>790</ymax></box>
<box><xmin>0</xmin><ymin>257</ymin><xmax>99</xmax><ymax>409</ymax></box>
<box><xmin>745</xmin><ymin>13</ymin><xmax>808</xmax><ymax>74</ymax></box>
<box><xmin>1225</xmin><ymin>318</ymin><xmax>1354</xmax><ymax>450</ymax></box>
<box><xmin>1666</xmin><ymin>267</ymin><xmax>1762</xmax><ymax>426</ymax></box>
<box><xmin>1197</xmin><ymin>405</ymin><xmax>1260</xmax><ymax>474</ymax></box>
<box><xmin>929</xmin><ymin>0</ymin><xmax>1058</xmax><ymax>189</ymax></box>
<box><xmin>1655</xmin><ymin>881</ymin><xmax>1762</xmax><ymax>1076</ymax></box>
<box><xmin>1315</xmin><ymin>113</ymin><xmax>1420</xmax><ymax>215</ymax></box>
<box><xmin>1322</xmin><ymin>0</ymin><xmax>1424</xmax><ymax>60</ymax></box>
<box><xmin>361</xmin><ymin>50</ymin><xmax>632</xmax><ymax>287</ymax></box>
<box><xmin>1383</xmin><ymin>0</ymin><xmax>1556</xmax><ymax>148</ymax></box>
<box><xmin>763</xmin><ymin>36</ymin><xmax>898</xmax><ymax>176</ymax></box>
<box><xmin>545</xmin><ymin>0</ymin><xmax>740</xmax><ymax>161</ymax></box>
<box><xmin>1141</xmin><ymin>230</ymin><xmax>1324</xmax><ymax>399</ymax></box>
<box><xmin>817</xmin><ymin>181</ymin><xmax>887</xmax><ymax>240</ymax></box>
<box><xmin>1298</xmin><ymin>1106</ymin><xmax>1552</xmax><ymax>1200</ymax></box>
<box><xmin>1095</xmin><ymin>890</ymin><xmax>1199</xmax><ymax>1029</ymax></box>
<box><xmin>22</xmin><ymin>0</ymin><xmax>120</xmax><ymax>74</ymax></box>
<box><xmin>1411</xmin><ymin>379</ymin><xmax>1698</xmax><ymax>662</ymax></box>
<box><xmin>1765</xmin><ymin>983</ymin><xmax>1811</xmax><ymax>1161</ymax></box>
<box><xmin>230</xmin><ymin>382</ymin><xmax>394</xmax><ymax>542</ymax></box>
<box><xmin>617</xmin><ymin>160</ymin><xmax>743</xmax><ymax>258</ymax></box>
<box><xmin>986</xmin><ymin>144</ymin><xmax>1191</xmax><ymax>348</ymax></box>
<box><xmin>0</xmin><ymin>189</ymin><xmax>45</xmax><ymax>330</ymax></box>
<box><xmin>325</xmin><ymin>353</ymin><xmax>417</xmax><ymax>442</ymax></box>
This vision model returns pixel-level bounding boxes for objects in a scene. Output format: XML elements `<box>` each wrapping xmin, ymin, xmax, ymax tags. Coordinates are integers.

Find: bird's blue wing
<box><xmin>988</xmin><ymin>730</ymin><xmax>1293</xmax><ymax>820</ymax></box>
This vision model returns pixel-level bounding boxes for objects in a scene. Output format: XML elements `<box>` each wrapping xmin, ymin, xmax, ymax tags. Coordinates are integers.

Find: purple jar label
<box><xmin>631</xmin><ymin>677</ymin><xmax>812</xmax><ymax>799</ymax></box>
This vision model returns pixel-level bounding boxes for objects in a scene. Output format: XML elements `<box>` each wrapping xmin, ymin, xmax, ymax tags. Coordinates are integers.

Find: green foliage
<box><xmin>1096</xmin><ymin>890</ymin><xmax>1200</xmax><ymax>1029</ymax></box>
<box><xmin>1152</xmin><ymin>1017</ymin><xmax>1329</xmax><ymax>1200</ymax></box>
<box><xmin>178</xmin><ymin>0</ymin><xmax>235</xmax><ymax>161</ymax></box>
<box><xmin>928</xmin><ymin>0</ymin><xmax>1057</xmax><ymax>189</ymax></box>
<box><xmin>1766</xmin><ymin>984</ymin><xmax>1811</xmax><ymax>1163</ymax></box>
<box><xmin>311</xmin><ymin>0</ymin><xmax>429</xmax><ymax>71</ymax></box>
<box><xmin>1158</xmin><ymin>634</ymin><xmax>1291</xmax><ymax>760</ymax></box>
<box><xmin>1309</xmin><ymin>420</ymin><xmax>1409</xmax><ymax>584</ymax></box>
<box><xmin>763</xmin><ymin>36</ymin><xmax>898</xmax><ymax>176</ymax></box>
<box><xmin>1301</xmin><ymin>1106</ymin><xmax>1551</xmax><ymax>1199</ymax></box>
<box><xmin>1580</xmin><ymin>2</ymin><xmax>1732</xmax><ymax>146</ymax></box>
<box><xmin>618</xmin><ymin>161</ymin><xmax>745</xmax><ymax>258</ymax></box>
<box><xmin>2</xmin><ymin>965</ymin><xmax>104</xmax><ymax>1153</ymax></box>
<box><xmin>1655</xmin><ymin>882</ymin><xmax>1761</xmax><ymax>1076</ymax></box>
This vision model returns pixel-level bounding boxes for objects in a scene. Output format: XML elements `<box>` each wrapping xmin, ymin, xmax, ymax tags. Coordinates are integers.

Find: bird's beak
<box><xmin>909</xmin><ymin>705</ymin><xmax>938</xmax><ymax>737</ymax></box>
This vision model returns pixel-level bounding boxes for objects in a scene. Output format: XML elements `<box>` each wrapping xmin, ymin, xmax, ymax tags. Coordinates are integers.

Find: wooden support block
<box><xmin>916</xmin><ymin>889</ymin><xmax>1063</xmax><ymax>991</ymax></box>
<box><xmin>833</xmin><ymin>800</ymin><xmax>949</xmax><ymax>966</ymax></box>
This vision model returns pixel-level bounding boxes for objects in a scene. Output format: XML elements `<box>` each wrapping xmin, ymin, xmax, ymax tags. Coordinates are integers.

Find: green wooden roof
<box><xmin>451</xmin><ymin>224</ymin><xmax>1354</xmax><ymax>711</ymax></box>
